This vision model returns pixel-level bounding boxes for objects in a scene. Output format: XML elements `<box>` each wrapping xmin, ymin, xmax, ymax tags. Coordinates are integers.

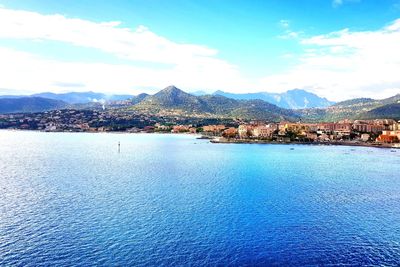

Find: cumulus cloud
<box><xmin>0</xmin><ymin>8</ymin><xmax>220</xmax><ymax>65</ymax></box>
<box><xmin>260</xmin><ymin>18</ymin><xmax>400</xmax><ymax>100</ymax></box>
<box><xmin>0</xmin><ymin>7</ymin><xmax>249</xmax><ymax>94</ymax></box>
<box><xmin>0</xmin><ymin>47</ymin><xmax>249</xmax><ymax>94</ymax></box>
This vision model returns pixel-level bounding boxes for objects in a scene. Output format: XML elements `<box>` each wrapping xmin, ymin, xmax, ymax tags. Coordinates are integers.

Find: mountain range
<box><xmin>133</xmin><ymin>86</ymin><xmax>299</xmax><ymax>121</ymax></box>
<box><xmin>299</xmin><ymin>94</ymin><xmax>400</xmax><ymax>122</ymax></box>
<box><xmin>0</xmin><ymin>97</ymin><xmax>67</xmax><ymax>114</ymax></box>
<box><xmin>0</xmin><ymin>88</ymin><xmax>333</xmax><ymax>109</ymax></box>
<box><xmin>32</xmin><ymin>92</ymin><xmax>134</xmax><ymax>104</ymax></box>
<box><xmin>0</xmin><ymin>91</ymin><xmax>134</xmax><ymax>104</ymax></box>
<box><xmin>212</xmin><ymin>89</ymin><xmax>334</xmax><ymax>109</ymax></box>
<box><xmin>0</xmin><ymin>86</ymin><xmax>398</xmax><ymax>122</ymax></box>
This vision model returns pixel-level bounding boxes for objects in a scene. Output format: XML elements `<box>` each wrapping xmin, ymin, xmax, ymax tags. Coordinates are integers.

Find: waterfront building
<box><xmin>334</xmin><ymin>122</ymin><xmax>352</xmax><ymax>135</ymax></box>
<box><xmin>238</xmin><ymin>125</ymin><xmax>254</xmax><ymax>138</ymax></box>
<box><xmin>222</xmin><ymin>127</ymin><xmax>237</xmax><ymax>138</ymax></box>
<box><xmin>203</xmin><ymin>125</ymin><xmax>226</xmax><ymax>133</ymax></box>
<box><xmin>317</xmin><ymin>123</ymin><xmax>335</xmax><ymax>133</ymax></box>
<box><xmin>252</xmin><ymin>125</ymin><xmax>276</xmax><ymax>138</ymax></box>
<box><xmin>377</xmin><ymin>130</ymin><xmax>400</xmax><ymax>143</ymax></box>
<box><xmin>172</xmin><ymin>125</ymin><xmax>190</xmax><ymax>133</ymax></box>
<box><xmin>352</xmin><ymin>120</ymin><xmax>384</xmax><ymax>133</ymax></box>
<box><xmin>361</xmin><ymin>133</ymin><xmax>370</xmax><ymax>142</ymax></box>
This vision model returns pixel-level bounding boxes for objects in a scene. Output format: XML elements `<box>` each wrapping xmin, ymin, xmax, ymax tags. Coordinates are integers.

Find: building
<box><xmin>238</xmin><ymin>125</ymin><xmax>254</xmax><ymax>138</ymax></box>
<box><xmin>376</xmin><ymin>130</ymin><xmax>400</xmax><ymax>143</ymax></box>
<box><xmin>279</xmin><ymin>122</ymin><xmax>308</xmax><ymax>134</ymax></box>
<box><xmin>252</xmin><ymin>125</ymin><xmax>276</xmax><ymax>138</ymax></box>
<box><xmin>360</xmin><ymin>133</ymin><xmax>370</xmax><ymax>142</ymax></box>
<box><xmin>334</xmin><ymin>122</ymin><xmax>352</xmax><ymax>135</ymax></box>
<box><xmin>353</xmin><ymin>120</ymin><xmax>384</xmax><ymax>133</ymax></box>
<box><xmin>222</xmin><ymin>127</ymin><xmax>237</xmax><ymax>138</ymax></box>
<box><xmin>316</xmin><ymin>123</ymin><xmax>335</xmax><ymax>133</ymax></box>
<box><xmin>172</xmin><ymin>125</ymin><xmax>190</xmax><ymax>133</ymax></box>
<box><xmin>203</xmin><ymin>125</ymin><xmax>226</xmax><ymax>133</ymax></box>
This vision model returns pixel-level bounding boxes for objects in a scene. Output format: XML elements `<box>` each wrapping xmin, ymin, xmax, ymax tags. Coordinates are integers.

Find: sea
<box><xmin>1</xmin><ymin>130</ymin><xmax>400</xmax><ymax>266</ymax></box>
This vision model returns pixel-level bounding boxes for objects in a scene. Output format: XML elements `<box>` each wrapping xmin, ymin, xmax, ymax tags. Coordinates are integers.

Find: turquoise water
<box><xmin>1</xmin><ymin>131</ymin><xmax>400</xmax><ymax>266</ymax></box>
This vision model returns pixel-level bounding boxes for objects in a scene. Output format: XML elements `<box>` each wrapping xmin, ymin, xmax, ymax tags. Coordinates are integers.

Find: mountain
<box><xmin>363</xmin><ymin>103</ymin><xmax>400</xmax><ymax>120</ymax></box>
<box><xmin>1</xmin><ymin>86</ymin><xmax>397</xmax><ymax>121</ymax></box>
<box><xmin>133</xmin><ymin>85</ymin><xmax>299</xmax><ymax>121</ymax></box>
<box><xmin>0</xmin><ymin>97</ymin><xmax>68</xmax><ymax>114</ymax></box>
<box><xmin>282</xmin><ymin>89</ymin><xmax>335</xmax><ymax>109</ymax></box>
<box><xmin>130</xmin><ymin>93</ymin><xmax>149</xmax><ymax>105</ymax></box>
<box><xmin>190</xmin><ymin>90</ymin><xmax>207</xmax><ymax>96</ymax></box>
<box><xmin>135</xmin><ymin>86</ymin><xmax>205</xmax><ymax>112</ymax></box>
<box><xmin>0</xmin><ymin>95</ymin><xmax>26</xmax><ymax>99</ymax></box>
<box><xmin>213</xmin><ymin>89</ymin><xmax>334</xmax><ymax>109</ymax></box>
<box><xmin>298</xmin><ymin>94</ymin><xmax>400</xmax><ymax>121</ymax></box>
<box><xmin>32</xmin><ymin>92</ymin><xmax>134</xmax><ymax>104</ymax></box>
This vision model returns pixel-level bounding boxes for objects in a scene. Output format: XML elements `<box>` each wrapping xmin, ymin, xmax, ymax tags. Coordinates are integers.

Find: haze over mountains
<box><xmin>0</xmin><ymin>92</ymin><xmax>134</xmax><ymax>104</ymax></box>
<box><xmin>212</xmin><ymin>89</ymin><xmax>334</xmax><ymax>109</ymax></box>
<box><xmin>0</xmin><ymin>97</ymin><xmax>67</xmax><ymax>114</ymax></box>
<box><xmin>0</xmin><ymin>86</ymin><xmax>399</xmax><ymax>121</ymax></box>
<box><xmin>0</xmin><ymin>88</ymin><xmax>333</xmax><ymax>108</ymax></box>
<box><xmin>33</xmin><ymin>92</ymin><xmax>134</xmax><ymax>104</ymax></box>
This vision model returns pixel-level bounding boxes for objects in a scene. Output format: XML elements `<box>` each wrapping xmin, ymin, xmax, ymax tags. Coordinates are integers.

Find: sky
<box><xmin>0</xmin><ymin>0</ymin><xmax>400</xmax><ymax>101</ymax></box>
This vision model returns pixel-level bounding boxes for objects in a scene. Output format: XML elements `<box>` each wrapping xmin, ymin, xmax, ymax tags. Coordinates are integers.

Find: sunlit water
<box><xmin>1</xmin><ymin>131</ymin><xmax>400</xmax><ymax>266</ymax></box>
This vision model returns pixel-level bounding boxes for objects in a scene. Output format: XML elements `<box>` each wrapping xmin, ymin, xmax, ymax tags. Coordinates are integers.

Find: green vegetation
<box><xmin>132</xmin><ymin>86</ymin><xmax>300</xmax><ymax>122</ymax></box>
<box><xmin>297</xmin><ymin>94</ymin><xmax>400</xmax><ymax>122</ymax></box>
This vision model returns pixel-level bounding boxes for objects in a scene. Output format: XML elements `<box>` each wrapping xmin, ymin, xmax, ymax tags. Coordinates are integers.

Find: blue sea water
<box><xmin>1</xmin><ymin>131</ymin><xmax>400</xmax><ymax>266</ymax></box>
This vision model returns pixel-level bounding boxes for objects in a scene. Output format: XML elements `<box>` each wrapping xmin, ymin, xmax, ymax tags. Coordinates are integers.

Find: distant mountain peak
<box><xmin>162</xmin><ymin>85</ymin><xmax>180</xmax><ymax>92</ymax></box>
<box><xmin>286</xmin><ymin>88</ymin><xmax>306</xmax><ymax>93</ymax></box>
<box><xmin>190</xmin><ymin>90</ymin><xmax>207</xmax><ymax>96</ymax></box>
<box><xmin>213</xmin><ymin>89</ymin><xmax>334</xmax><ymax>109</ymax></box>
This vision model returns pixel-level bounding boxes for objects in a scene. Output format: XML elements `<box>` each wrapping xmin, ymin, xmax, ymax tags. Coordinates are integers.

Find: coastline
<box><xmin>1</xmin><ymin>129</ymin><xmax>398</xmax><ymax>149</ymax></box>
<box><xmin>209</xmin><ymin>137</ymin><xmax>400</xmax><ymax>149</ymax></box>
<box><xmin>0</xmin><ymin>128</ymin><xmax>202</xmax><ymax>137</ymax></box>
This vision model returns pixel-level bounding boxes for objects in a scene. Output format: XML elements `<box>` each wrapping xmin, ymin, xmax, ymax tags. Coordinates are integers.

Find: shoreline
<box><xmin>0</xmin><ymin>129</ymin><xmax>202</xmax><ymax>137</ymax></box>
<box><xmin>210</xmin><ymin>137</ymin><xmax>400</xmax><ymax>149</ymax></box>
<box><xmin>1</xmin><ymin>129</ymin><xmax>398</xmax><ymax>149</ymax></box>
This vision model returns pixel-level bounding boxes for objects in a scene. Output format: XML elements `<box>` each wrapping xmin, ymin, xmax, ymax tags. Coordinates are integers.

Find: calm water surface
<box><xmin>1</xmin><ymin>131</ymin><xmax>400</xmax><ymax>266</ymax></box>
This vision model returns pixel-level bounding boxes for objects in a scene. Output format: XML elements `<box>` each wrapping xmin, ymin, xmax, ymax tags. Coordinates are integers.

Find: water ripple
<box><xmin>0</xmin><ymin>131</ymin><xmax>399</xmax><ymax>266</ymax></box>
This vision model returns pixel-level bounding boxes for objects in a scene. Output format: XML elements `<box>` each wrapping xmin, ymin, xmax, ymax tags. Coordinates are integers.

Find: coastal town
<box><xmin>0</xmin><ymin>109</ymin><xmax>399</xmax><ymax>148</ymax></box>
<box><xmin>213</xmin><ymin>119</ymin><xmax>400</xmax><ymax>148</ymax></box>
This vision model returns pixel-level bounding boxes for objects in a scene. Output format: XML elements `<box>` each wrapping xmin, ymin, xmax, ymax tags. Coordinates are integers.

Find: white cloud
<box><xmin>0</xmin><ymin>8</ymin><xmax>250</xmax><ymax>94</ymax></box>
<box><xmin>278</xmin><ymin>31</ymin><xmax>301</xmax><ymax>40</ymax></box>
<box><xmin>0</xmin><ymin>8</ymin><xmax>219</xmax><ymax>65</ymax></box>
<box><xmin>332</xmin><ymin>0</ymin><xmax>361</xmax><ymax>8</ymax></box>
<box><xmin>0</xmin><ymin>47</ymin><xmax>249</xmax><ymax>95</ymax></box>
<box><xmin>259</xmin><ymin>19</ymin><xmax>400</xmax><ymax>101</ymax></box>
<box><xmin>332</xmin><ymin>0</ymin><xmax>343</xmax><ymax>7</ymax></box>
<box><xmin>278</xmin><ymin>19</ymin><xmax>302</xmax><ymax>40</ymax></box>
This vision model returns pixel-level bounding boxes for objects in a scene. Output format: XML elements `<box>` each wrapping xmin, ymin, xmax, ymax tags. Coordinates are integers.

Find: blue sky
<box><xmin>0</xmin><ymin>0</ymin><xmax>400</xmax><ymax>100</ymax></box>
